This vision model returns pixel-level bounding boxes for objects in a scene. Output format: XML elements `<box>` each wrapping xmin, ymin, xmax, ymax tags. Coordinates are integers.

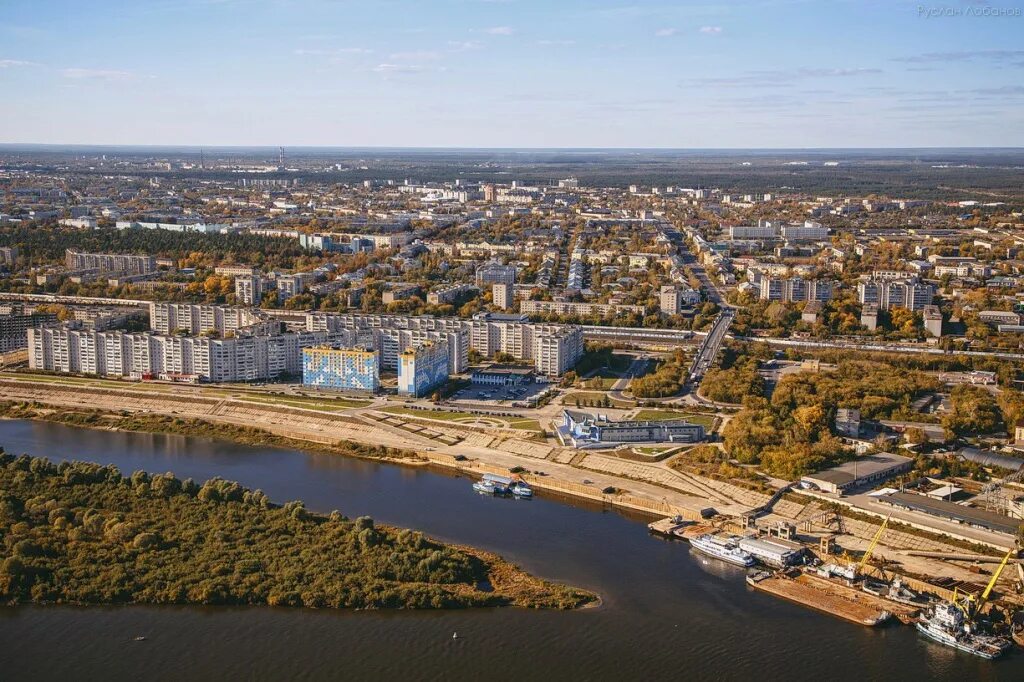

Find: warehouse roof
<box><xmin>879</xmin><ymin>492</ymin><xmax>1021</xmax><ymax>536</ymax></box>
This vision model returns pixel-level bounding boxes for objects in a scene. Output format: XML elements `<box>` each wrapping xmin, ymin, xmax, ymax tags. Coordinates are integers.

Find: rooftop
<box><xmin>879</xmin><ymin>491</ymin><xmax>1021</xmax><ymax>536</ymax></box>
<box><xmin>802</xmin><ymin>452</ymin><xmax>912</xmax><ymax>486</ymax></box>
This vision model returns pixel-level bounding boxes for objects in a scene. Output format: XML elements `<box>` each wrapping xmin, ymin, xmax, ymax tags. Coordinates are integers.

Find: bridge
<box><xmin>687</xmin><ymin>309</ymin><xmax>735</xmax><ymax>385</ymax></box>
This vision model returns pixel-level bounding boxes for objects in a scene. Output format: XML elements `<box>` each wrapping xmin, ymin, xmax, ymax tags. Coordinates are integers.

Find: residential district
<box><xmin>4</xmin><ymin>149</ymin><xmax>1024</xmax><ymax>656</ymax></box>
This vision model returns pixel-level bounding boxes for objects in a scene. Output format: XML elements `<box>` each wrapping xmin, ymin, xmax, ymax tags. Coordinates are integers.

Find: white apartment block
<box><xmin>492</xmin><ymin>282</ymin><xmax>514</xmax><ymax>310</ymax></box>
<box><xmin>759</xmin><ymin>277</ymin><xmax>834</xmax><ymax>303</ymax></box>
<box><xmin>276</xmin><ymin>272</ymin><xmax>314</xmax><ymax>303</ymax></box>
<box><xmin>475</xmin><ymin>262</ymin><xmax>517</xmax><ymax>286</ymax></box>
<box><xmin>235</xmin><ymin>274</ymin><xmax>264</xmax><ymax>306</ymax></box>
<box><xmin>427</xmin><ymin>283</ymin><xmax>477</xmax><ymax>305</ymax></box>
<box><xmin>519</xmin><ymin>300</ymin><xmax>645</xmax><ymax>317</ymax></box>
<box><xmin>659</xmin><ymin>285</ymin><xmax>701</xmax><ymax>315</ymax></box>
<box><xmin>857</xmin><ymin>278</ymin><xmax>936</xmax><ymax>312</ymax></box>
<box><xmin>729</xmin><ymin>224</ymin><xmax>777</xmax><ymax>240</ymax></box>
<box><xmin>149</xmin><ymin>302</ymin><xmax>261</xmax><ymax>335</ymax></box>
<box><xmin>301</xmin><ymin>311</ymin><xmax>582</xmax><ymax>376</ymax></box>
<box><xmin>28</xmin><ymin>326</ymin><xmax>353</xmax><ymax>382</ymax></box>
<box><xmin>65</xmin><ymin>249</ymin><xmax>156</xmax><ymax>274</ymax></box>
<box><xmin>779</xmin><ymin>222</ymin><xmax>829</xmax><ymax>240</ymax></box>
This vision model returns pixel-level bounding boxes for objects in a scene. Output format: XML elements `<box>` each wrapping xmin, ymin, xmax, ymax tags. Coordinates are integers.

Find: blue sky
<box><xmin>1</xmin><ymin>0</ymin><xmax>1022</xmax><ymax>147</ymax></box>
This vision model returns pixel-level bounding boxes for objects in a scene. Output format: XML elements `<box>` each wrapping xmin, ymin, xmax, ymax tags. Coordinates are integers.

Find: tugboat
<box><xmin>915</xmin><ymin>548</ymin><xmax>1015</xmax><ymax>659</ymax></box>
<box><xmin>915</xmin><ymin>602</ymin><xmax>1011</xmax><ymax>659</ymax></box>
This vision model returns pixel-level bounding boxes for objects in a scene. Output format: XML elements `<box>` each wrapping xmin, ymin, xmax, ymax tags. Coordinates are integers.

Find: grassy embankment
<box><xmin>0</xmin><ymin>402</ymin><xmax>414</xmax><ymax>463</ymax></box>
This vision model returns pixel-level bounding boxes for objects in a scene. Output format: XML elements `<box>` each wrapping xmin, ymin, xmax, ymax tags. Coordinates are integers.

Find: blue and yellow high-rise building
<box><xmin>302</xmin><ymin>346</ymin><xmax>379</xmax><ymax>392</ymax></box>
<box><xmin>397</xmin><ymin>340</ymin><xmax>449</xmax><ymax>397</ymax></box>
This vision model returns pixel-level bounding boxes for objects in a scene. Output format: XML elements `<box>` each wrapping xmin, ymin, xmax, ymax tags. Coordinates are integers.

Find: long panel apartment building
<box><xmin>65</xmin><ymin>249</ymin><xmax>157</xmax><ymax>275</ymax></box>
<box><xmin>149</xmin><ymin>302</ymin><xmax>262</xmax><ymax>335</ymax></box>
<box><xmin>28</xmin><ymin>326</ymin><xmax>354</xmax><ymax>382</ymax></box>
<box><xmin>857</xmin><ymin>277</ymin><xmax>936</xmax><ymax>311</ymax></box>
<box><xmin>302</xmin><ymin>311</ymin><xmax>582</xmax><ymax>376</ymax></box>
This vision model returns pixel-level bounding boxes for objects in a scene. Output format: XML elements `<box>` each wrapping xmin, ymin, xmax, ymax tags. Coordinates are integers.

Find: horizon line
<box><xmin>2</xmin><ymin>142</ymin><xmax>1024</xmax><ymax>153</ymax></box>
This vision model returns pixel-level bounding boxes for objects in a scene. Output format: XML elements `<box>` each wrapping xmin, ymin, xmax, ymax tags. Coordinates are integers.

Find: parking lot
<box><xmin>450</xmin><ymin>379</ymin><xmax>552</xmax><ymax>406</ymax></box>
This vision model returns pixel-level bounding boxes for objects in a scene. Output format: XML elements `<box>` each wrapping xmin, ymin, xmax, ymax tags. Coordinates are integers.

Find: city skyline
<box><xmin>1</xmin><ymin>0</ymin><xmax>1023</xmax><ymax>148</ymax></box>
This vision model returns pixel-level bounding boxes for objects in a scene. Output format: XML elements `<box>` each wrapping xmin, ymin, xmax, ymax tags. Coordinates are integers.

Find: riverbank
<box><xmin>0</xmin><ymin>400</ymin><xmax>421</xmax><ymax>465</ymax></box>
<box><xmin>0</xmin><ymin>451</ymin><xmax>596</xmax><ymax>611</ymax></box>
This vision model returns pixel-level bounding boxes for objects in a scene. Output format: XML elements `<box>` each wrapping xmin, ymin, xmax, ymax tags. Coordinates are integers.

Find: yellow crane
<box><xmin>855</xmin><ymin>515</ymin><xmax>890</xmax><ymax>576</ymax></box>
<box><xmin>953</xmin><ymin>548</ymin><xmax>1015</xmax><ymax>623</ymax></box>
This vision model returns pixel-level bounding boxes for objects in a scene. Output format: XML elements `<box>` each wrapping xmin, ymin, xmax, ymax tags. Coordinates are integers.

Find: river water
<box><xmin>0</xmin><ymin>419</ymin><xmax>1018</xmax><ymax>681</ymax></box>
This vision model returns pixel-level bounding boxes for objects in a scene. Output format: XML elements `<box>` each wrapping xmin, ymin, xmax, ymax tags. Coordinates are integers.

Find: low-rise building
<box><xmin>561</xmin><ymin>409</ymin><xmax>705</xmax><ymax>448</ymax></box>
<box><xmin>799</xmin><ymin>452</ymin><xmax>912</xmax><ymax>495</ymax></box>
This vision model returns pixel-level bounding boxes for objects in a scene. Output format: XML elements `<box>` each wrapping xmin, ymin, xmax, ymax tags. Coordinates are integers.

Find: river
<box><xmin>0</xmin><ymin>419</ymin><xmax>1018</xmax><ymax>681</ymax></box>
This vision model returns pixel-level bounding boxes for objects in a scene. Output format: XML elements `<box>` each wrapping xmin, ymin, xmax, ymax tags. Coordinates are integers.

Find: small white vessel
<box><xmin>511</xmin><ymin>481</ymin><xmax>533</xmax><ymax>498</ymax></box>
<box><xmin>472</xmin><ymin>480</ymin><xmax>497</xmax><ymax>495</ymax></box>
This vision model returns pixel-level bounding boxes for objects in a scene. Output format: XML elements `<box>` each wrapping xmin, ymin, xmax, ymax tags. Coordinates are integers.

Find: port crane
<box><xmin>952</xmin><ymin>548</ymin><xmax>1015</xmax><ymax>627</ymax></box>
<box><xmin>855</xmin><ymin>515</ymin><xmax>890</xmax><ymax>577</ymax></box>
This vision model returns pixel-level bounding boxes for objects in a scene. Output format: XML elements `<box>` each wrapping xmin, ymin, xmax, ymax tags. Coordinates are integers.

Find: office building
<box><xmin>302</xmin><ymin>346</ymin><xmax>379</xmax><ymax>392</ymax></box>
<box><xmin>397</xmin><ymin>340</ymin><xmax>449</xmax><ymax>397</ymax></box>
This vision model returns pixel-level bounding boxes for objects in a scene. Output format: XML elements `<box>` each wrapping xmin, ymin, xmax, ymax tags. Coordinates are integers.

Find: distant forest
<box><xmin>4</xmin><ymin>147</ymin><xmax>1024</xmax><ymax>201</ymax></box>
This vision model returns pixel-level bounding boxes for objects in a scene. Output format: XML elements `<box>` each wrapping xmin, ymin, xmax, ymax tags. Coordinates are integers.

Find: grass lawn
<box><xmin>580</xmin><ymin>376</ymin><xmax>618</xmax><ymax>390</ymax></box>
<box><xmin>380</xmin><ymin>406</ymin><xmax>542</xmax><ymax>432</ymax></box>
<box><xmin>506</xmin><ymin>418</ymin><xmax>543</xmax><ymax>431</ymax></box>
<box><xmin>630</xmin><ymin>410</ymin><xmax>717</xmax><ymax>429</ymax></box>
<box><xmin>238</xmin><ymin>394</ymin><xmax>371</xmax><ymax>411</ymax></box>
<box><xmin>561</xmin><ymin>391</ymin><xmax>635</xmax><ymax>409</ymax></box>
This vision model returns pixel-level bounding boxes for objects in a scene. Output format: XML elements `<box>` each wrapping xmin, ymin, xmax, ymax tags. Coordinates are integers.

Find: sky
<box><xmin>1</xmin><ymin>0</ymin><xmax>1023</xmax><ymax>148</ymax></box>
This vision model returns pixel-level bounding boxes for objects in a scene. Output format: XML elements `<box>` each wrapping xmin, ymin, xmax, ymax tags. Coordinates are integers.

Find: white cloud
<box><xmin>699</xmin><ymin>26</ymin><xmax>722</xmax><ymax>35</ymax></box>
<box><xmin>61</xmin><ymin>68</ymin><xmax>132</xmax><ymax>81</ymax></box>
<box><xmin>484</xmin><ymin>26</ymin><xmax>515</xmax><ymax>35</ymax></box>
<box><xmin>0</xmin><ymin>59</ymin><xmax>39</xmax><ymax>68</ymax></box>
<box><xmin>655</xmin><ymin>28</ymin><xmax>678</xmax><ymax>37</ymax></box>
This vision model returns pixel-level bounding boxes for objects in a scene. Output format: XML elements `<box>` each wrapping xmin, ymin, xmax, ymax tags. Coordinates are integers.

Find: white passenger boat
<box><xmin>690</xmin><ymin>534</ymin><xmax>755</xmax><ymax>568</ymax></box>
